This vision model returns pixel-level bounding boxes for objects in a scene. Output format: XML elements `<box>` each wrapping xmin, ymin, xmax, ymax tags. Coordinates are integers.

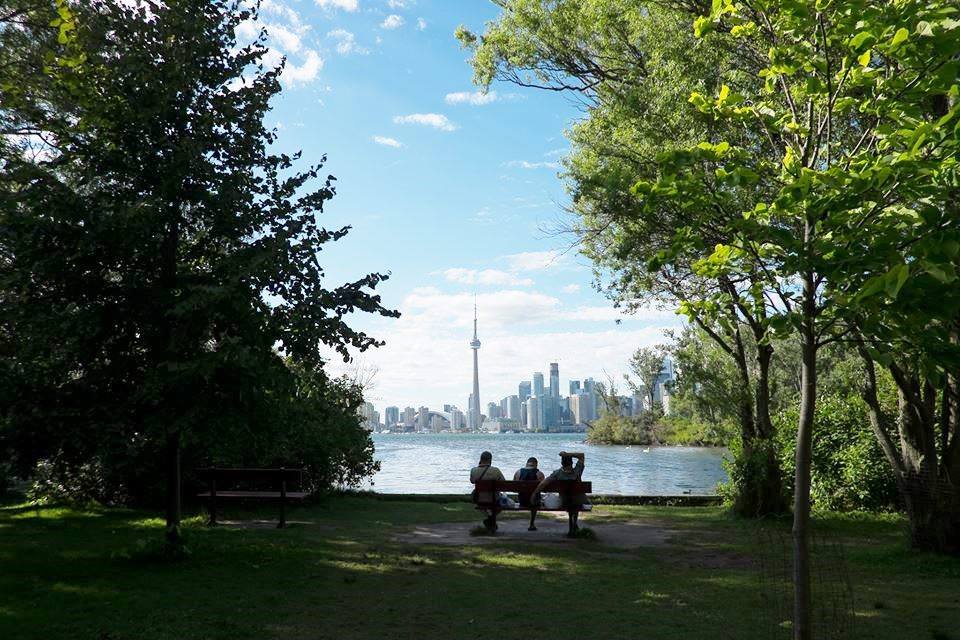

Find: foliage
<box><xmin>774</xmin><ymin>395</ymin><xmax>899</xmax><ymax>513</ymax></box>
<box><xmin>624</xmin><ymin>345</ymin><xmax>667</xmax><ymax>410</ymax></box>
<box><xmin>587</xmin><ymin>411</ymin><xmax>661</xmax><ymax>446</ymax></box>
<box><xmin>0</xmin><ymin>1</ymin><xmax>396</xmax><ymax>533</ymax></box>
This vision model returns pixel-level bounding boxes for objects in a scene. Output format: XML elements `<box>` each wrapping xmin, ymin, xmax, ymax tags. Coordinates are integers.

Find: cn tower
<box><xmin>469</xmin><ymin>301</ymin><xmax>482</xmax><ymax>429</ymax></box>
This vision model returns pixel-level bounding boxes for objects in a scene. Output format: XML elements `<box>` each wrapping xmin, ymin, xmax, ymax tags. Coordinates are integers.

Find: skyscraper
<box><xmin>526</xmin><ymin>396</ymin><xmax>542</xmax><ymax>431</ymax></box>
<box><xmin>506</xmin><ymin>395</ymin><xmax>521</xmax><ymax>420</ymax></box>
<box><xmin>549</xmin><ymin>363</ymin><xmax>559</xmax><ymax>398</ymax></box>
<box><xmin>469</xmin><ymin>302</ymin><xmax>482</xmax><ymax>430</ymax></box>
<box><xmin>532</xmin><ymin>372</ymin><xmax>545</xmax><ymax>398</ymax></box>
<box><xmin>385</xmin><ymin>406</ymin><xmax>400</xmax><ymax>428</ymax></box>
<box><xmin>518</xmin><ymin>381</ymin><xmax>531</xmax><ymax>403</ymax></box>
<box><xmin>569</xmin><ymin>380</ymin><xmax>581</xmax><ymax>396</ymax></box>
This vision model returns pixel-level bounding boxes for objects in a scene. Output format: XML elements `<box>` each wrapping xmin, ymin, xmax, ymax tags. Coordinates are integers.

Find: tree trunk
<box><xmin>754</xmin><ymin>343</ymin><xmax>786</xmax><ymax>515</ymax></box>
<box><xmin>165</xmin><ymin>430</ymin><xmax>182</xmax><ymax>547</ymax></box>
<box><xmin>792</xmin><ymin>271</ymin><xmax>817</xmax><ymax>640</ymax></box>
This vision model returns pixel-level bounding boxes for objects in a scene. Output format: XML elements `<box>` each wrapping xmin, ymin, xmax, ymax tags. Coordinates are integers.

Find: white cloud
<box><xmin>544</xmin><ymin>147</ymin><xmax>567</xmax><ymax>157</ymax></box>
<box><xmin>234</xmin><ymin>3</ymin><xmax>322</xmax><ymax>88</ymax></box>
<box><xmin>269</xmin><ymin>23</ymin><xmax>302</xmax><ymax>52</ymax></box>
<box><xmin>502</xmin><ymin>250</ymin><xmax>565</xmax><ymax>272</ymax></box>
<box><xmin>327</xmin><ymin>28</ymin><xmax>369</xmax><ymax>55</ymax></box>
<box><xmin>562</xmin><ymin>284</ymin><xmax>581</xmax><ymax>294</ymax></box>
<box><xmin>417</xmin><ymin>17</ymin><xmax>427</xmax><ymax>30</ymax></box>
<box><xmin>387</xmin><ymin>0</ymin><xmax>407</xmax><ymax>7</ymax></box>
<box><xmin>445</xmin><ymin>90</ymin><xmax>498</xmax><ymax>106</ymax></box>
<box><xmin>393</xmin><ymin>113</ymin><xmax>457</xmax><ymax>131</ymax></box>
<box><xmin>373</xmin><ymin>135</ymin><xmax>403</xmax><ymax>148</ymax></box>
<box><xmin>504</xmin><ymin>160</ymin><xmax>559</xmax><ymax>170</ymax></box>
<box><xmin>382</xmin><ymin>14</ymin><xmax>404</xmax><ymax>29</ymax></box>
<box><xmin>315</xmin><ymin>0</ymin><xmax>359</xmax><ymax>11</ymax></box>
<box><xmin>282</xmin><ymin>49</ymin><xmax>324</xmax><ymax>86</ymax></box>
<box><xmin>443</xmin><ymin>268</ymin><xmax>535</xmax><ymax>287</ymax></box>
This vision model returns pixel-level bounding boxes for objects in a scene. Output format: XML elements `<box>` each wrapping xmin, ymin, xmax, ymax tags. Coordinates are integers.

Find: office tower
<box><xmin>443</xmin><ymin>404</ymin><xmax>453</xmax><ymax>413</ymax></box>
<box><xmin>532</xmin><ymin>372</ymin><xmax>545</xmax><ymax>398</ymax></box>
<box><xmin>450</xmin><ymin>407</ymin><xmax>465</xmax><ymax>429</ymax></box>
<box><xmin>518</xmin><ymin>381</ymin><xmax>531</xmax><ymax>403</ymax></box>
<box><xmin>403</xmin><ymin>406</ymin><xmax>416</xmax><ymax>428</ymax></box>
<box><xmin>385</xmin><ymin>406</ymin><xmax>400</xmax><ymax>428</ymax></box>
<box><xmin>569</xmin><ymin>380</ymin><xmax>581</xmax><ymax>396</ymax></box>
<box><xmin>521</xmin><ymin>401</ymin><xmax>527</xmax><ymax>426</ymax></box>
<box><xmin>583</xmin><ymin>377</ymin><xmax>598</xmax><ymax>418</ymax></box>
<box><xmin>570</xmin><ymin>392</ymin><xmax>595</xmax><ymax>424</ymax></box>
<box><xmin>487</xmin><ymin>402</ymin><xmax>500</xmax><ymax>420</ymax></box>
<box><xmin>418</xmin><ymin>406</ymin><xmax>429</xmax><ymax>432</ymax></box>
<box><xmin>506</xmin><ymin>395</ymin><xmax>521</xmax><ymax>420</ymax></box>
<box><xmin>359</xmin><ymin>401</ymin><xmax>377</xmax><ymax>430</ymax></box>
<box><xmin>500</xmin><ymin>396</ymin><xmax>509</xmax><ymax>416</ymax></box>
<box><xmin>549</xmin><ymin>363</ymin><xmax>559</xmax><ymax>398</ymax></box>
<box><xmin>525</xmin><ymin>396</ymin><xmax>542</xmax><ymax>431</ymax></box>
<box><xmin>469</xmin><ymin>303</ymin><xmax>482</xmax><ymax>431</ymax></box>
<box><xmin>467</xmin><ymin>393</ymin><xmax>477</xmax><ymax>429</ymax></box>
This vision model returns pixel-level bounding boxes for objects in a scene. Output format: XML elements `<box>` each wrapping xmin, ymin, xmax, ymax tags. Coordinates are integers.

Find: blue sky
<box><xmin>243</xmin><ymin>0</ymin><xmax>682</xmax><ymax>411</ymax></box>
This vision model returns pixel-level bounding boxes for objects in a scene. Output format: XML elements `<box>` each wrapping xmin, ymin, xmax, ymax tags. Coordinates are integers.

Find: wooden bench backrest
<box><xmin>197</xmin><ymin>468</ymin><xmax>304</xmax><ymax>485</ymax></box>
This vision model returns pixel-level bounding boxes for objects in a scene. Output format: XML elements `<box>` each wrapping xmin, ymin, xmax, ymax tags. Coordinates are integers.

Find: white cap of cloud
<box><xmin>372</xmin><ymin>135</ymin><xmax>403</xmax><ymax>148</ymax></box>
<box><xmin>382</xmin><ymin>14</ymin><xmax>404</xmax><ymax>29</ymax></box>
<box><xmin>443</xmin><ymin>268</ymin><xmax>534</xmax><ymax>287</ymax></box>
<box><xmin>315</xmin><ymin>0</ymin><xmax>358</xmax><ymax>11</ymax></box>
<box><xmin>445</xmin><ymin>90</ymin><xmax>498</xmax><ymax>106</ymax></box>
<box><xmin>392</xmin><ymin>113</ymin><xmax>457</xmax><ymax>131</ymax></box>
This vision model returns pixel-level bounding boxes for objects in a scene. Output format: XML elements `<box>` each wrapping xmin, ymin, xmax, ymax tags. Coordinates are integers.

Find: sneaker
<box><xmin>528</xmin><ymin>526</ymin><xmax>537</xmax><ymax>531</ymax></box>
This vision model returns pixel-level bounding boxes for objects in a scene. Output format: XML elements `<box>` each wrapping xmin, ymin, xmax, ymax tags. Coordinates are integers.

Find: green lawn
<box><xmin>1</xmin><ymin>495</ymin><xmax>958</xmax><ymax>640</ymax></box>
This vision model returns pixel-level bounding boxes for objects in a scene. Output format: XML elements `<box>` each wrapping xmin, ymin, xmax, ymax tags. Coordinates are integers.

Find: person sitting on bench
<box><xmin>532</xmin><ymin>451</ymin><xmax>587</xmax><ymax>537</ymax></box>
<box><xmin>514</xmin><ymin>457</ymin><xmax>545</xmax><ymax>531</ymax></box>
<box><xmin>470</xmin><ymin>451</ymin><xmax>505</xmax><ymax>531</ymax></box>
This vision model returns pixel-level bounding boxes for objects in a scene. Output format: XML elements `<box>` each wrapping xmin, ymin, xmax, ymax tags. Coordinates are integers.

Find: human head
<box><xmin>479</xmin><ymin>451</ymin><xmax>492</xmax><ymax>464</ymax></box>
<box><xmin>560</xmin><ymin>454</ymin><xmax>573</xmax><ymax>468</ymax></box>
<box><xmin>526</xmin><ymin>457</ymin><xmax>538</xmax><ymax>468</ymax></box>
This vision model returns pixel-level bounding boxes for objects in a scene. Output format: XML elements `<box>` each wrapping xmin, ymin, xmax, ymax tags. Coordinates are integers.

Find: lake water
<box><xmin>365</xmin><ymin>432</ymin><xmax>729</xmax><ymax>495</ymax></box>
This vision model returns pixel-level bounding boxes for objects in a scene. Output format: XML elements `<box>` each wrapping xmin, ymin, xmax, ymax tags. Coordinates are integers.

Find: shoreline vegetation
<box><xmin>586</xmin><ymin>412</ymin><xmax>733</xmax><ymax>447</ymax></box>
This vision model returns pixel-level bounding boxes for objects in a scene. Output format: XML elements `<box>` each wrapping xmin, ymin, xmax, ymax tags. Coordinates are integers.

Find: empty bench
<box><xmin>198</xmin><ymin>467</ymin><xmax>306</xmax><ymax>528</ymax></box>
<box><xmin>473</xmin><ymin>479</ymin><xmax>592</xmax><ymax>530</ymax></box>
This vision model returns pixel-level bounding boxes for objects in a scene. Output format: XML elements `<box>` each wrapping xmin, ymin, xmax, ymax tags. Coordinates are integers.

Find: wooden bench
<box><xmin>197</xmin><ymin>467</ymin><xmax>306</xmax><ymax>528</ymax></box>
<box><xmin>473</xmin><ymin>479</ymin><xmax>592</xmax><ymax>530</ymax></box>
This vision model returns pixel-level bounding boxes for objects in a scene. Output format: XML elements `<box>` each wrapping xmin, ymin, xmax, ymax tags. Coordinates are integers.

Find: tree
<box><xmin>625</xmin><ymin>345</ymin><xmax>666</xmax><ymax>411</ymax></box>
<box><xmin>0</xmin><ymin>0</ymin><xmax>397</xmax><ymax>545</ymax></box>
<box><xmin>638</xmin><ymin>1</ymin><xmax>960</xmax><ymax>636</ymax></box>
<box><xmin>457</xmin><ymin>0</ymin><xmax>787</xmax><ymax>518</ymax></box>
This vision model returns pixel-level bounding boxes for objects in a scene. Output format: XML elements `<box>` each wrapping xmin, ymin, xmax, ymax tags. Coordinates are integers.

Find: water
<box><xmin>365</xmin><ymin>432</ymin><xmax>729</xmax><ymax>495</ymax></box>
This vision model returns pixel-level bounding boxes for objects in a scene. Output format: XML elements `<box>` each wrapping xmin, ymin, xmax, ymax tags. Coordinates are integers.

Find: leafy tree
<box><xmin>642</xmin><ymin>1</ymin><xmax>960</xmax><ymax>635</ymax></box>
<box><xmin>457</xmin><ymin>0</ymin><xmax>787</xmax><ymax>518</ymax></box>
<box><xmin>624</xmin><ymin>345</ymin><xmax>667</xmax><ymax>411</ymax></box>
<box><xmin>0</xmin><ymin>0</ymin><xmax>397</xmax><ymax>544</ymax></box>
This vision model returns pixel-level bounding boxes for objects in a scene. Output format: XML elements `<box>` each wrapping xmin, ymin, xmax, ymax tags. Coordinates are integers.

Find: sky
<box><xmin>243</xmin><ymin>0</ymin><xmax>683</xmax><ymax>411</ymax></box>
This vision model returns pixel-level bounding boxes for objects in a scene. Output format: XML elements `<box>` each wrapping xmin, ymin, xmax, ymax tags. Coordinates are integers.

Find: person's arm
<box><xmin>531</xmin><ymin>471</ymin><xmax>554</xmax><ymax>499</ymax></box>
<box><xmin>537</xmin><ymin>470</ymin><xmax>545</xmax><ymax>482</ymax></box>
<box><xmin>513</xmin><ymin>469</ymin><xmax>521</xmax><ymax>481</ymax></box>
<box><xmin>493</xmin><ymin>468</ymin><xmax>505</xmax><ymax>481</ymax></box>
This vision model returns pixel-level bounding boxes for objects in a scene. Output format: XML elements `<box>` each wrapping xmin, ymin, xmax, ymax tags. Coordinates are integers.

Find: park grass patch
<box><xmin>1</xmin><ymin>496</ymin><xmax>958</xmax><ymax>640</ymax></box>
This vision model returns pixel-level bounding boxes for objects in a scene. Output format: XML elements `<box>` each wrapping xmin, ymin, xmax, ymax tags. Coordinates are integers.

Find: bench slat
<box><xmin>198</xmin><ymin>468</ymin><xmax>304</xmax><ymax>481</ymax></box>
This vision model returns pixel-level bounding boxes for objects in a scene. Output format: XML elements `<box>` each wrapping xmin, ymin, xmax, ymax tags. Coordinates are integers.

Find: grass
<box><xmin>1</xmin><ymin>494</ymin><xmax>958</xmax><ymax>640</ymax></box>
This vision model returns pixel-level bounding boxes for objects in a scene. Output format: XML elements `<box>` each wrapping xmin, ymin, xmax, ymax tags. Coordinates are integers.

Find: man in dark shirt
<box><xmin>514</xmin><ymin>457</ymin><xmax>545</xmax><ymax>531</ymax></box>
<box><xmin>531</xmin><ymin>451</ymin><xmax>586</xmax><ymax>537</ymax></box>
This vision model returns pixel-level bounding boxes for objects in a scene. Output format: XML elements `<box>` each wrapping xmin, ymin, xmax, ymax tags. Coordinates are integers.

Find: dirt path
<box><xmin>394</xmin><ymin>512</ymin><xmax>682</xmax><ymax>549</ymax></box>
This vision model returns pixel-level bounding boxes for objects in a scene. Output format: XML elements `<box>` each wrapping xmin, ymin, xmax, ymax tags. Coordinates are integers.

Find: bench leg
<box><xmin>209</xmin><ymin>493</ymin><xmax>217</xmax><ymax>526</ymax></box>
<box><xmin>278</xmin><ymin>496</ymin><xmax>286</xmax><ymax>529</ymax></box>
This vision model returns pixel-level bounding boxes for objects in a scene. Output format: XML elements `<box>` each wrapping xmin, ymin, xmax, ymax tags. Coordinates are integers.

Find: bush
<box><xmin>587</xmin><ymin>412</ymin><xmax>660</xmax><ymax>445</ymax></box>
<box><xmin>774</xmin><ymin>395</ymin><xmax>898</xmax><ymax>512</ymax></box>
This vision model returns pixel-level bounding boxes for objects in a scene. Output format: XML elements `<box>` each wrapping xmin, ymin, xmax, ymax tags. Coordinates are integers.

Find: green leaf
<box><xmin>858</xmin><ymin>50</ymin><xmax>871</xmax><ymax>67</ymax></box>
<box><xmin>890</xmin><ymin>27</ymin><xmax>909</xmax><ymax>48</ymax></box>
<box><xmin>884</xmin><ymin>264</ymin><xmax>910</xmax><ymax>298</ymax></box>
